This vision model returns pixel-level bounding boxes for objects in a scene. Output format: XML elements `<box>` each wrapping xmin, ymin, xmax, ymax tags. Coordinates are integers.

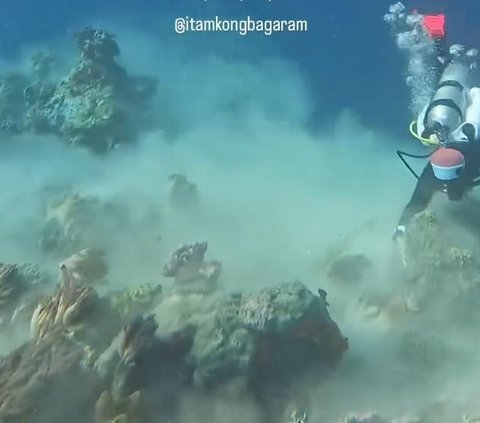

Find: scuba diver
<box><xmin>385</xmin><ymin>5</ymin><xmax>480</xmax><ymax>258</ymax></box>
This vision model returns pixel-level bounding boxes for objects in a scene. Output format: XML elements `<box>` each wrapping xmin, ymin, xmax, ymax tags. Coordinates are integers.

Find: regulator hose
<box><xmin>397</xmin><ymin>149</ymin><xmax>438</xmax><ymax>180</ymax></box>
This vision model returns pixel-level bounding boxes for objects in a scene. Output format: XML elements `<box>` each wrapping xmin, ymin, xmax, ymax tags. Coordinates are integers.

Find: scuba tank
<box><xmin>422</xmin><ymin>61</ymin><xmax>472</xmax><ymax>139</ymax></box>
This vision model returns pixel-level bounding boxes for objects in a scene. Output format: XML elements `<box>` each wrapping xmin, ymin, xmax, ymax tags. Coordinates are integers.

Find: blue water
<box><xmin>1</xmin><ymin>0</ymin><xmax>479</xmax><ymax>136</ymax></box>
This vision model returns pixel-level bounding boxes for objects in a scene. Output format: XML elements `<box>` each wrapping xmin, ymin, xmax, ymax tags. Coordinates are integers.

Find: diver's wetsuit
<box><xmin>397</xmin><ymin>142</ymin><xmax>480</xmax><ymax>228</ymax></box>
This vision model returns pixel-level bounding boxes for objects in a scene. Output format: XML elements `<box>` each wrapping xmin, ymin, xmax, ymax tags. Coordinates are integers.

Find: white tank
<box><xmin>424</xmin><ymin>62</ymin><xmax>472</xmax><ymax>133</ymax></box>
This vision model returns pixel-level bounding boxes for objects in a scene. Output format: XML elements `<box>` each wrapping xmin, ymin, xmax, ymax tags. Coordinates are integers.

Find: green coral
<box><xmin>108</xmin><ymin>283</ymin><xmax>162</xmax><ymax>320</ymax></box>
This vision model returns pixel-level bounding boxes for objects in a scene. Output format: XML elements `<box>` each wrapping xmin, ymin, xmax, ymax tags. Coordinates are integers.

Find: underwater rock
<box><xmin>241</xmin><ymin>281</ymin><xmax>348</xmax><ymax>408</ymax></box>
<box><xmin>0</xmin><ymin>332</ymin><xmax>101</xmax><ymax>423</ymax></box>
<box><xmin>168</xmin><ymin>174</ymin><xmax>199</xmax><ymax>210</ymax></box>
<box><xmin>162</xmin><ymin>242</ymin><xmax>222</xmax><ymax>294</ymax></box>
<box><xmin>95</xmin><ymin>390</ymin><xmax>147</xmax><ymax>423</ymax></box>
<box><xmin>61</xmin><ymin>247</ymin><xmax>109</xmax><ymax>286</ymax></box>
<box><xmin>327</xmin><ymin>254</ymin><xmax>372</xmax><ymax>284</ymax></box>
<box><xmin>24</xmin><ymin>27</ymin><xmax>157</xmax><ymax>153</ymax></box>
<box><xmin>30</xmin><ymin>264</ymin><xmax>121</xmax><ymax>351</ymax></box>
<box><xmin>153</xmin><ymin>279</ymin><xmax>348</xmax><ymax>398</ymax></box>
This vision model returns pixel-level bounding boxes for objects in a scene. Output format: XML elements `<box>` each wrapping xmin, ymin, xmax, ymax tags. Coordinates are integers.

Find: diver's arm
<box><xmin>395</xmin><ymin>163</ymin><xmax>439</xmax><ymax>235</ymax></box>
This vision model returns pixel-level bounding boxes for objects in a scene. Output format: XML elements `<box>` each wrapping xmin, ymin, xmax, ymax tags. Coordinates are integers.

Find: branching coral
<box><xmin>30</xmin><ymin>264</ymin><xmax>120</xmax><ymax>352</ymax></box>
<box><xmin>30</xmin><ymin>265</ymin><xmax>99</xmax><ymax>341</ymax></box>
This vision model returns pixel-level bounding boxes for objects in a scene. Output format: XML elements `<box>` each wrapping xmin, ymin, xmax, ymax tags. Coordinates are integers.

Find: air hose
<box><xmin>398</xmin><ymin>121</ymin><xmax>441</xmax><ymax>180</ymax></box>
<box><xmin>397</xmin><ymin>149</ymin><xmax>437</xmax><ymax>180</ymax></box>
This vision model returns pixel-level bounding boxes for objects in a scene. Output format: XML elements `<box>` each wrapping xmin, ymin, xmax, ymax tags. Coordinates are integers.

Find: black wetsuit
<box><xmin>397</xmin><ymin>142</ymin><xmax>480</xmax><ymax>228</ymax></box>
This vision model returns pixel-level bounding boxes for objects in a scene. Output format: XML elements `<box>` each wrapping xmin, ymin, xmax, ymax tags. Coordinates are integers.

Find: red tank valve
<box><xmin>423</xmin><ymin>14</ymin><xmax>446</xmax><ymax>38</ymax></box>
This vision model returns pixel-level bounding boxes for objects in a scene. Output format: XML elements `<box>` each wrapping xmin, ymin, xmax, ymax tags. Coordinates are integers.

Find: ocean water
<box><xmin>2</xmin><ymin>0</ymin><xmax>480</xmax><ymax>422</ymax></box>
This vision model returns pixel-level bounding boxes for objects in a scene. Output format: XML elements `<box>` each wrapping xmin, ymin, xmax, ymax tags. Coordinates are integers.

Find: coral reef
<box><xmin>24</xmin><ymin>27</ymin><xmax>157</xmax><ymax>153</ymax></box>
<box><xmin>30</xmin><ymin>264</ymin><xmax>120</xmax><ymax>351</ymax></box>
<box><xmin>162</xmin><ymin>242</ymin><xmax>222</xmax><ymax>293</ymax></box>
<box><xmin>0</xmin><ymin>239</ymin><xmax>348</xmax><ymax>423</ymax></box>
<box><xmin>0</xmin><ymin>26</ymin><xmax>157</xmax><ymax>152</ymax></box>
<box><xmin>155</xmin><ymin>265</ymin><xmax>348</xmax><ymax>393</ymax></box>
